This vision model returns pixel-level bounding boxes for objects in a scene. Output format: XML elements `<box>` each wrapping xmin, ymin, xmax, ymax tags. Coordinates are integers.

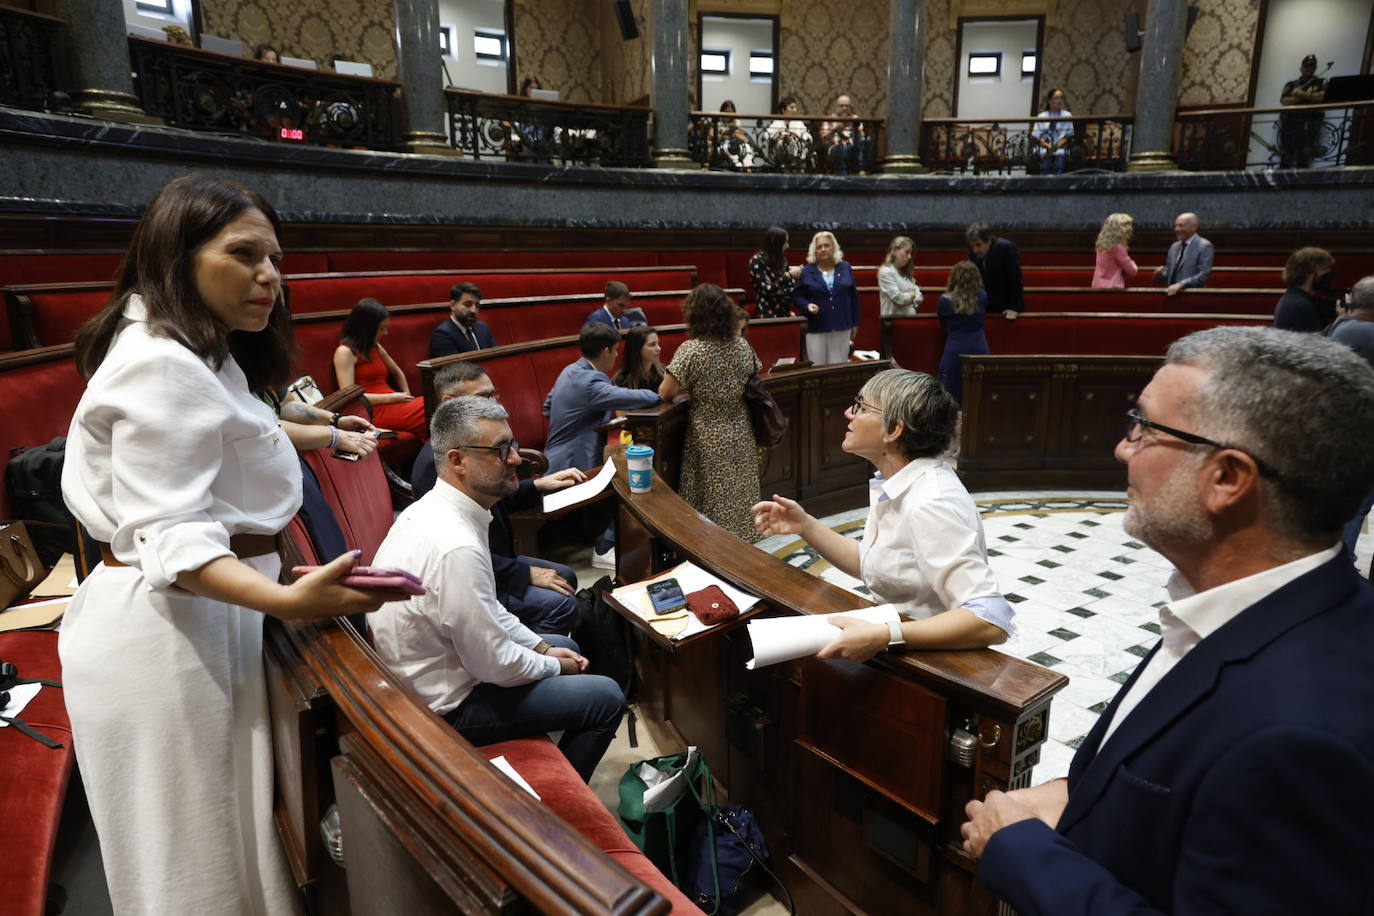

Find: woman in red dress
<box><xmin>332</xmin><ymin>298</ymin><xmax>427</xmax><ymax>439</ymax></box>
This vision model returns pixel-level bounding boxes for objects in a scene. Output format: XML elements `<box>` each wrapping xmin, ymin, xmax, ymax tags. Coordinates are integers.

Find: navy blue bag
<box><xmin>677</xmin><ymin>805</ymin><xmax>788</xmax><ymax>916</ymax></box>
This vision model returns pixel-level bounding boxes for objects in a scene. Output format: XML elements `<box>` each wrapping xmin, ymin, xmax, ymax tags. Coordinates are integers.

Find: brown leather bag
<box><xmin>743</xmin><ymin>373</ymin><xmax>787</xmax><ymax>447</ymax></box>
<box><xmin>0</xmin><ymin>522</ymin><xmax>47</xmax><ymax>609</ymax></box>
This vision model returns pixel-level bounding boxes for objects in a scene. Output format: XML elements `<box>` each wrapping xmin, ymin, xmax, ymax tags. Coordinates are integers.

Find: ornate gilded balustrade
<box><xmin>0</xmin><ymin>5</ymin><xmax>64</xmax><ymax>112</ymax></box>
<box><xmin>127</xmin><ymin>37</ymin><xmax>403</xmax><ymax>149</ymax></box>
<box><xmin>687</xmin><ymin>110</ymin><xmax>883</xmax><ymax>174</ymax></box>
<box><xmin>919</xmin><ymin>114</ymin><xmax>1133</xmax><ymax>175</ymax></box>
<box><xmin>445</xmin><ymin>89</ymin><xmax>650</xmax><ymax>167</ymax></box>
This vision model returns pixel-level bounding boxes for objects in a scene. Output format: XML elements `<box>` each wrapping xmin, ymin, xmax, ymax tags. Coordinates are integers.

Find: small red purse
<box><xmin>686</xmin><ymin>585</ymin><xmax>739</xmax><ymax>626</ymax></box>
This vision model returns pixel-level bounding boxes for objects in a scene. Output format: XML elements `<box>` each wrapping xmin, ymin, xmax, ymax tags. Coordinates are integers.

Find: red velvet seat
<box><xmin>478</xmin><ymin>738</ymin><xmax>704</xmax><ymax>915</ymax></box>
<box><xmin>0</xmin><ymin>631</ymin><xmax>76</xmax><ymax>916</ymax></box>
<box><xmin>0</xmin><ymin>347</ymin><xmax>85</xmax><ymax>518</ymax></box>
<box><xmin>300</xmin><ymin>399</ymin><xmax>394</xmax><ymax>563</ymax></box>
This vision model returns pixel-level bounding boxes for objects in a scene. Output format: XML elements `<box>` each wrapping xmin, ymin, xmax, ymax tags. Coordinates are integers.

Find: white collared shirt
<box><xmin>1098</xmin><ymin>543</ymin><xmax>1341</xmax><ymax>747</ymax></box>
<box><xmin>857</xmin><ymin>457</ymin><xmax>1013</xmax><ymax>633</ymax></box>
<box><xmin>369</xmin><ymin>478</ymin><xmax>560</xmax><ymax>714</ymax></box>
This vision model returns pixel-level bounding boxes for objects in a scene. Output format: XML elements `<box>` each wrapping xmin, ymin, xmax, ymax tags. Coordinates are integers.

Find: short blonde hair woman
<box><xmin>878</xmin><ymin>235</ymin><xmax>923</xmax><ymax>317</ymax></box>
<box><xmin>793</xmin><ymin>230</ymin><xmax>860</xmax><ymax>365</ymax></box>
<box><xmin>1091</xmin><ymin>212</ymin><xmax>1139</xmax><ymax>289</ymax></box>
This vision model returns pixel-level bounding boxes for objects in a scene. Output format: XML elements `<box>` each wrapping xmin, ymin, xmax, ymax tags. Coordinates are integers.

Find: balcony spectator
<box><xmin>749</xmin><ymin>226</ymin><xmax>801</xmax><ymax>319</ymax></box>
<box><xmin>766</xmin><ymin>97</ymin><xmax>814</xmax><ymax>171</ymax></box>
<box><xmin>1091</xmin><ymin>213</ymin><xmax>1139</xmax><ymax>289</ymax></box>
<box><xmin>1032</xmin><ymin>88</ymin><xmax>1073</xmax><ymax>174</ymax></box>
<box><xmin>823</xmin><ymin>94</ymin><xmax>873</xmax><ymax>175</ymax></box>
<box><xmin>712</xmin><ymin>100</ymin><xmax>757</xmax><ymax>171</ymax></box>
<box><xmin>878</xmin><ymin>235</ymin><xmax>923</xmax><ymax>317</ymax></box>
<box><xmin>1279</xmin><ymin>54</ymin><xmax>1327</xmax><ymax>169</ymax></box>
<box><xmin>253</xmin><ymin>44</ymin><xmax>280</xmax><ymax>65</ymax></box>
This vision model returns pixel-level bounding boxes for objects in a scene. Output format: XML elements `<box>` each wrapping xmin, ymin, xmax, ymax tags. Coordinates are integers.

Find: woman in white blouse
<box><xmin>62</xmin><ymin>175</ymin><xmax>401</xmax><ymax>915</ymax></box>
<box><xmin>752</xmin><ymin>369</ymin><xmax>1012</xmax><ymax>662</ymax></box>
<box><xmin>877</xmin><ymin>235</ymin><xmax>924</xmax><ymax>317</ymax></box>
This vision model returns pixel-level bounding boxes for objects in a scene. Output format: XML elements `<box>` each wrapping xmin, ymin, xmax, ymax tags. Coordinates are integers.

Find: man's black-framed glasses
<box><xmin>1124</xmin><ymin>409</ymin><xmax>1278</xmax><ymax>478</ymax></box>
<box><xmin>458</xmin><ymin>439</ymin><xmax>520</xmax><ymax>462</ymax></box>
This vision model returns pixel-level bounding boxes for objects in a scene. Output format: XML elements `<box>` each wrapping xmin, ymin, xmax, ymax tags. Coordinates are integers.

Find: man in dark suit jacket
<box><xmin>1153</xmin><ymin>212</ymin><xmax>1215</xmax><ymax>297</ymax></box>
<box><xmin>430</xmin><ymin>281</ymin><xmax>497</xmax><ymax>357</ymax></box>
<box><xmin>966</xmin><ymin>223</ymin><xmax>1025</xmax><ymax>319</ymax></box>
<box><xmin>410</xmin><ymin>361</ymin><xmax>587</xmax><ymax>633</ymax></box>
<box><xmin>585</xmin><ymin>280</ymin><xmax>636</xmax><ymax>330</ymax></box>
<box><xmin>960</xmin><ymin>326</ymin><xmax>1374</xmax><ymax>915</ymax></box>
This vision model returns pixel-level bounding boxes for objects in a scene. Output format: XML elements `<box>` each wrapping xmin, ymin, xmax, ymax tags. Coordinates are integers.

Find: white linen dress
<box><xmin>60</xmin><ymin>295</ymin><xmax>304</xmax><ymax>915</ymax></box>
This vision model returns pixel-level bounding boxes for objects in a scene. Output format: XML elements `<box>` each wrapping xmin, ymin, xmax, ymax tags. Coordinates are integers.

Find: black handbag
<box><xmin>743</xmin><ymin>374</ymin><xmax>787</xmax><ymax>447</ymax></box>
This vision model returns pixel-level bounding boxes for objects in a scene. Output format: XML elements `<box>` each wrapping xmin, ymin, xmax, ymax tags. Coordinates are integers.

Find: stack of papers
<box><xmin>745</xmin><ymin>605</ymin><xmax>899</xmax><ymax>669</ymax></box>
<box><xmin>612</xmin><ymin>561</ymin><xmax>759</xmax><ymax>641</ymax></box>
<box><xmin>542</xmin><ymin>459</ymin><xmax>617</xmax><ymax>513</ymax></box>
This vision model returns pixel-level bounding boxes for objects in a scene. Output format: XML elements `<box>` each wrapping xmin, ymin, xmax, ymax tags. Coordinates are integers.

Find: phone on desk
<box><xmin>646</xmin><ymin>577</ymin><xmax>687</xmax><ymax>615</ymax></box>
<box><xmin>292</xmin><ymin>565</ymin><xmax>427</xmax><ymax>595</ymax></box>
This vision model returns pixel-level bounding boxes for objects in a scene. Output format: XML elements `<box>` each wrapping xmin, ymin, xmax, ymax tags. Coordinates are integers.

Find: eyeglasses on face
<box><xmin>457</xmin><ymin>439</ymin><xmax>520</xmax><ymax>462</ymax></box>
<box><xmin>1123</xmin><ymin>409</ymin><xmax>1278</xmax><ymax>478</ymax></box>
<box><xmin>849</xmin><ymin>395</ymin><xmax>879</xmax><ymax>415</ymax></box>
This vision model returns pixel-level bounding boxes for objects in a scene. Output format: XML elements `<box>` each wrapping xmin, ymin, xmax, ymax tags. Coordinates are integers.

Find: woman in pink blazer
<box><xmin>1091</xmin><ymin>212</ymin><xmax>1139</xmax><ymax>289</ymax></box>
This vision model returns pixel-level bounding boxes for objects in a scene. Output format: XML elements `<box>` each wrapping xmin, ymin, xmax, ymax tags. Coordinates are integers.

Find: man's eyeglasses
<box><xmin>458</xmin><ymin>439</ymin><xmax>520</xmax><ymax>462</ymax></box>
<box><xmin>850</xmin><ymin>396</ymin><xmax>879</xmax><ymax>415</ymax></box>
<box><xmin>1124</xmin><ymin>409</ymin><xmax>1278</xmax><ymax>478</ymax></box>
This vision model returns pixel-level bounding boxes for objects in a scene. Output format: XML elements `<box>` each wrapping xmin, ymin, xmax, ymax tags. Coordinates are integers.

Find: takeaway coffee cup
<box><xmin>626</xmin><ymin>444</ymin><xmax>654</xmax><ymax>493</ymax></box>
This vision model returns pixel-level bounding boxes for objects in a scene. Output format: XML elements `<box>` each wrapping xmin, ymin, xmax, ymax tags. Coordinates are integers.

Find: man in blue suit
<box><xmin>430</xmin><ymin>281</ymin><xmax>497</xmax><ymax>357</ymax></box>
<box><xmin>962</xmin><ymin>326</ymin><xmax>1374</xmax><ymax>915</ymax></box>
<box><xmin>1153</xmin><ymin>212</ymin><xmax>1215</xmax><ymax>297</ymax></box>
<box><xmin>585</xmin><ymin>281</ymin><xmax>637</xmax><ymax>330</ymax></box>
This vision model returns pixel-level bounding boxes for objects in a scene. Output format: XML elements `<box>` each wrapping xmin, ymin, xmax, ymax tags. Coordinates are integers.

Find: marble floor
<box><xmin>755</xmin><ymin>489</ymin><xmax>1374</xmax><ymax>784</ymax></box>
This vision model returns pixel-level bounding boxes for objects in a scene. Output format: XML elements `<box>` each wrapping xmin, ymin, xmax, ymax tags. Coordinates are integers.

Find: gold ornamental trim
<box><xmin>1126</xmin><ymin>150</ymin><xmax>1179</xmax><ymax>172</ymax></box>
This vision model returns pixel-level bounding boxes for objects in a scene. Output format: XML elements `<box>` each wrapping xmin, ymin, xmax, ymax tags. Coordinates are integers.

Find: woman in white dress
<box><xmin>62</xmin><ymin>175</ymin><xmax>402</xmax><ymax>915</ymax></box>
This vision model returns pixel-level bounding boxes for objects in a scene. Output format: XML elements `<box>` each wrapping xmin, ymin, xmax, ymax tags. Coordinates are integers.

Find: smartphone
<box><xmin>292</xmin><ymin>565</ymin><xmax>426</xmax><ymax>595</ymax></box>
<box><xmin>331</xmin><ymin>448</ymin><xmax>360</xmax><ymax>462</ymax></box>
<box><xmin>647</xmin><ymin>577</ymin><xmax>687</xmax><ymax>615</ymax></box>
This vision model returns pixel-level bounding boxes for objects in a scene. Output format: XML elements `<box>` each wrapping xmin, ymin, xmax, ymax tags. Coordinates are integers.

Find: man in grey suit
<box><xmin>1153</xmin><ymin>212</ymin><xmax>1214</xmax><ymax>297</ymax></box>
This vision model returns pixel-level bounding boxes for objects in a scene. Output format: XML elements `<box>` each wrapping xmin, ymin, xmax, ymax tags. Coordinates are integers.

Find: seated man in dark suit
<box><xmin>961</xmin><ymin>326</ymin><xmax>1374</xmax><ymax>914</ymax></box>
<box><xmin>966</xmin><ymin>223</ymin><xmax>1025</xmax><ymax>319</ymax></box>
<box><xmin>411</xmin><ymin>361</ymin><xmax>586</xmax><ymax>633</ymax></box>
<box><xmin>1152</xmin><ymin>212</ymin><xmax>1214</xmax><ymax>297</ymax></box>
<box><xmin>430</xmin><ymin>281</ymin><xmax>497</xmax><ymax>357</ymax></box>
<box><xmin>586</xmin><ymin>281</ymin><xmax>636</xmax><ymax>330</ymax></box>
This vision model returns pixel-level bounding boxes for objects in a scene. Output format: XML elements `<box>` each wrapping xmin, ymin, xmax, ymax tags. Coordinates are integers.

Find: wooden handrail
<box><xmin>1177</xmin><ymin>99</ymin><xmax>1374</xmax><ymax>118</ymax></box>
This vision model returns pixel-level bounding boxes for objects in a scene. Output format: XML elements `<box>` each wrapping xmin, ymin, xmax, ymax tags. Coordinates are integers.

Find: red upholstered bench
<box><xmin>479</xmin><ymin>737</ymin><xmax>703</xmax><ymax>915</ymax></box>
<box><xmin>326</xmin><ymin>249</ymin><xmax>664</xmax><ymax>272</ymax></box>
<box><xmin>0</xmin><ymin>346</ymin><xmax>86</xmax><ymax>518</ymax></box>
<box><xmin>0</xmin><ymin>631</ymin><xmax>75</xmax><ymax>916</ymax></box>
<box><xmin>300</xmin><ymin>394</ymin><xmax>397</xmax><ymax>561</ymax></box>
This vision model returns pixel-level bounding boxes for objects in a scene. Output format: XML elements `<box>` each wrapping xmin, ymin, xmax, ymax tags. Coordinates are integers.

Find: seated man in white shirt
<box><xmin>371</xmin><ymin>396</ymin><xmax>625</xmax><ymax>781</ymax></box>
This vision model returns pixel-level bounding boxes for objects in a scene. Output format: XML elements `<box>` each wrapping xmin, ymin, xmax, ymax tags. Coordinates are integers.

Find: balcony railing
<box><xmin>919</xmin><ymin>115</ymin><xmax>1134</xmax><ymax>174</ymax></box>
<box><xmin>0</xmin><ymin>5</ymin><xmax>64</xmax><ymax>111</ymax></box>
<box><xmin>445</xmin><ymin>89</ymin><xmax>651</xmax><ymax>167</ymax></box>
<box><xmin>127</xmin><ymin>37</ymin><xmax>403</xmax><ymax>149</ymax></box>
<box><xmin>687</xmin><ymin>111</ymin><xmax>884</xmax><ymax>174</ymax></box>
<box><xmin>1174</xmin><ymin>100</ymin><xmax>1374</xmax><ymax>170</ymax></box>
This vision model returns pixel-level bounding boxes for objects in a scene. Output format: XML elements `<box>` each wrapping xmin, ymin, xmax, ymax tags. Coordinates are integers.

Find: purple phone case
<box><xmin>341</xmin><ymin>573</ymin><xmax>426</xmax><ymax>595</ymax></box>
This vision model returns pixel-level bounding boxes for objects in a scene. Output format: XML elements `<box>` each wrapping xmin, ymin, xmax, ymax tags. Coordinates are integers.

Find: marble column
<box><xmin>650</xmin><ymin>0</ymin><xmax>693</xmax><ymax>168</ymax></box>
<box><xmin>1127</xmin><ymin>0</ymin><xmax>1188</xmax><ymax>171</ymax></box>
<box><xmin>393</xmin><ymin>0</ymin><xmax>458</xmax><ymax>154</ymax></box>
<box><xmin>58</xmin><ymin>0</ymin><xmax>160</xmax><ymax>123</ymax></box>
<box><xmin>883</xmin><ymin>0</ymin><xmax>927</xmax><ymax>173</ymax></box>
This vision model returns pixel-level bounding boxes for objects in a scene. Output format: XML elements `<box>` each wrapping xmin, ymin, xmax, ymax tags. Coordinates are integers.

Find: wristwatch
<box><xmin>329</xmin><ymin>412</ymin><xmax>342</xmax><ymax>427</ymax></box>
<box><xmin>887</xmin><ymin>620</ymin><xmax>906</xmax><ymax>649</ymax></box>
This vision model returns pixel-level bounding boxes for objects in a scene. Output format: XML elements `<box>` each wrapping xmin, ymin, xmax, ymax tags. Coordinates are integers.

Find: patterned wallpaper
<box><xmin>511</xmin><ymin>0</ymin><xmax>602</xmax><ymax>103</ymax></box>
<box><xmin>200</xmin><ymin>0</ymin><xmax>398</xmax><ymax>80</ymax></box>
<box><xmin>1040</xmin><ymin>0</ymin><xmax>1138</xmax><ymax>115</ymax></box>
<box><xmin>778</xmin><ymin>0</ymin><xmax>891</xmax><ymax>117</ymax></box>
<box><xmin>1179</xmin><ymin>0</ymin><xmax>1261</xmax><ymax>105</ymax></box>
<box><xmin>923</xmin><ymin>0</ymin><xmax>956</xmax><ymax>118</ymax></box>
<box><xmin>600</xmin><ymin>0</ymin><xmax>650</xmax><ymax>105</ymax></box>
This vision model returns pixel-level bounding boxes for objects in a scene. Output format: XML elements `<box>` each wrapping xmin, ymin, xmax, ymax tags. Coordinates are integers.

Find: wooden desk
<box><xmin>611</xmin><ymin>468</ymin><xmax>1067</xmax><ymax>915</ymax></box>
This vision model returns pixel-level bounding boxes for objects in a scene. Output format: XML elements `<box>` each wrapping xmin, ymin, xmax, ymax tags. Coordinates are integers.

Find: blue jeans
<box><xmin>445</xmin><ymin>635</ymin><xmax>625</xmax><ymax>782</ymax></box>
<box><xmin>499</xmin><ymin>556</ymin><xmax>579</xmax><ymax>635</ymax></box>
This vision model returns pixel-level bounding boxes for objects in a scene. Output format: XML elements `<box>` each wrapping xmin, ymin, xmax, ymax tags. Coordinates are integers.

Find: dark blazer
<box><xmin>1274</xmin><ymin>287</ymin><xmax>1324</xmax><ymax>332</ymax></box>
<box><xmin>1156</xmin><ymin>235</ymin><xmax>1214</xmax><ymax>289</ymax></box>
<box><xmin>430</xmin><ymin>317</ymin><xmax>496</xmax><ymax>358</ymax></box>
<box><xmin>979</xmin><ymin>553</ymin><xmax>1374</xmax><ymax>914</ymax></box>
<box><xmin>791</xmin><ymin>261</ymin><xmax>861</xmax><ymax>333</ymax></box>
<box><xmin>968</xmin><ymin>237</ymin><xmax>1025</xmax><ymax>314</ymax></box>
<box><xmin>409</xmin><ymin>443</ymin><xmax>541</xmax><ymax>594</ymax></box>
